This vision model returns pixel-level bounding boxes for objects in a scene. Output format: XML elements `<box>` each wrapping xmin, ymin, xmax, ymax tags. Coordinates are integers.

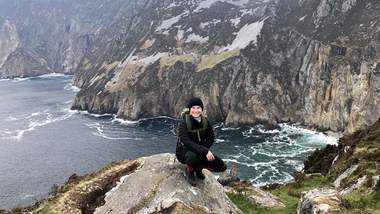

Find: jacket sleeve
<box><xmin>178</xmin><ymin>121</ymin><xmax>209</xmax><ymax>156</ymax></box>
<box><xmin>204</xmin><ymin>121</ymin><xmax>215</xmax><ymax>149</ymax></box>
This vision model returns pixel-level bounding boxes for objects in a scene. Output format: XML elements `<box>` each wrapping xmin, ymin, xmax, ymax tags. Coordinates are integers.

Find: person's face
<box><xmin>190</xmin><ymin>106</ymin><xmax>203</xmax><ymax>118</ymax></box>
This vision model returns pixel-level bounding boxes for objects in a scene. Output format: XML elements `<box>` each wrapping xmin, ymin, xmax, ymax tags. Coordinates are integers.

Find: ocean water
<box><xmin>0</xmin><ymin>74</ymin><xmax>337</xmax><ymax>208</ymax></box>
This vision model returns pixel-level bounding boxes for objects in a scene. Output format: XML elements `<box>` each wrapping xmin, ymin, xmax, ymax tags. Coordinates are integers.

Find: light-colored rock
<box><xmin>223</xmin><ymin>184</ymin><xmax>285</xmax><ymax>208</ymax></box>
<box><xmin>0</xmin><ymin>19</ymin><xmax>19</xmax><ymax>69</ymax></box>
<box><xmin>368</xmin><ymin>175</ymin><xmax>380</xmax><ymax>193</ymax></box>
<box><xmin>218</xmin><ymin>163</ymin><xmax>240</xmax><ymax>186</ymax></box>
<box><xmin>95</xmin><ymin>153</ymin><xmax>242</xmax><ymax>214</ymax></box>
<box><xmin>339</xmin><ymin>175</ymin><xmax>367</xmax><ymax>195</ymax></box>
<box><xmin>297</xmin><ymin>188</ymin><xmax>341</xmax><ymax>214</ymax></box>
<box><xmin>342</xmin><ymin>0</ymin><xmax>357</xmax><ymax>12</ymax></box>
<box><xmin>248</xmin><ymin>187</ymin><xmax>285</xmax><ymax>208</ymax></box>
<box><xmin>334</xmin><ymin>164</ymin><xmax>358</xmax><ymax>188</ymax></box>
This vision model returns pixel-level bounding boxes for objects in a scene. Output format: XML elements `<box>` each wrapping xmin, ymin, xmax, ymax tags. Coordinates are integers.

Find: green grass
<box><xmin>196</xmin><ymin>49</ymin><xmax>240</xmax><ymax>72</ymax></box>
<box><xmin>338</xmin><ymin>190</ymin><xmax>380</xmax><ymax>214</ymax></box>
<box><xmin>227</xmin><ymin>175</ymin><xmax>328</xmax><ymax>214</ymax></box>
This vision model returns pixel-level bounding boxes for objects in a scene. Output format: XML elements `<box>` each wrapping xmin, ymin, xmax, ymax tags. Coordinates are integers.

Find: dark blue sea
<box><xmin>0</xmin><ymin>74</ymin><xmax>337</xmax><ymax>208</ymax></box>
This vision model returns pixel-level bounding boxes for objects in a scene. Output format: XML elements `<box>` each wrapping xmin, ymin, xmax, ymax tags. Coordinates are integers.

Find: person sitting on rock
<box><xmin>176</xmin><ymin>97</ymin><xmax>227</xmax><ymax>186</ymax></box>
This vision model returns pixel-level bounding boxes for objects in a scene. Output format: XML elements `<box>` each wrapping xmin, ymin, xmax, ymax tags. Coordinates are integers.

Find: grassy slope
<box><xmin>228</xmin><ymin>118</ymin><xmax>380</xmax><ymax>213</ymax></box>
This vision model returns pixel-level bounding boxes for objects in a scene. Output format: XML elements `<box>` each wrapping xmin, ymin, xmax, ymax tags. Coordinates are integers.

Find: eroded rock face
<box><xmin>1</xmin><ymin>0</ymin><xmax>379</xmax><ymax>133</ymax></box>
<box><xmin>70</xmin><ymin>0</ymin><xmax>380</xmax><ymax>134</ymax></box>
<box><xmin>0</xmin><ymin>18</ymin><xmax>18</xmax><ymax>70</ymax></box>
<box><xmin>95</xmin><ymin>153</ymin><xmax>242</xmax><ymax>214</ymax></box>
<box><xmin>0</xmin><ymin>0</ymin><xmax>98</xmax><ymax>78</ymax></box>
<box><xmin>297</xmin><ymin>188</ymin><xmax>341</xmax><ymax>214</ymax></box>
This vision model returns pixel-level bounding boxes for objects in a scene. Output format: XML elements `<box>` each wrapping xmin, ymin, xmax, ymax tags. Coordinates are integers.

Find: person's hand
<box><xmin>206</xmin><ymin>151</ymin><xmax>215</xmax><ymax>161</ymax></box>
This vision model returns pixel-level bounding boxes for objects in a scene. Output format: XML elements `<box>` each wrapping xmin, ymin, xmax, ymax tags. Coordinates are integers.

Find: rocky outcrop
<box><xmin>12</xmin><ymin>153</ymin><xmax>241</xmax><ymax>214</ymax></box>
<box><xmin>297</xmin><ymin>188</ymin><xmax>341</xmax><ymax>214</ymax></box>
<box><xmin>0</xmin><ymin>18</ymin><xmax>18</xmax><ymax>69</ymax></box>
<box><xmin>0</xmin><ymin>0</ymin><xmax>97</xmax><ymax>78</ymax></box>
<box><xmin>298</xmin><ymin>117</ymin><xmax>380</xmax><ymax>213</ymax></box>
<box><xmin>95</xmin><ymin>153</ymin><xmax>241</xmax><ymax>214</ymax></box>
<box><xmin>225</xmin><ymin>182</ymin><xmax>285</xmax><ymax>208</ymax></box>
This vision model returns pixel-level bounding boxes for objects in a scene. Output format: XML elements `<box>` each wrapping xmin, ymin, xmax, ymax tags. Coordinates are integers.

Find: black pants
<box><xmin>185</xmin><ymin>151</ymin><xmax>227</xmax><ymax>172</ymax></box>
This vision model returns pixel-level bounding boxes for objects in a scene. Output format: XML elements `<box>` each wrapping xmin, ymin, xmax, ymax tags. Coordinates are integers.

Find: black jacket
<box><xmin>177</xmin><ymin>116</ymin><xmax>215</xmax><ymax>157</ymax></box>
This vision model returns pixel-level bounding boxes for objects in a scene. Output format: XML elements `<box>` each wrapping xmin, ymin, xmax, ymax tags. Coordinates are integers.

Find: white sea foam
<box><xmin>64</xmin><ymin>83</ymin><xmax>80</xmax><ymax>92</ymax></box>
<box><xmin>258</xmin><ymin>127</ymin><xmax>280</xmax><ymax>134</ymax></box>
<box><xmin>215</xmin><ymin>138</ymin><xmax>227</xmax><ymax>143</ymax></box>
<box><xmin>87</xmin><ymin>122</ymin><xmax>143</xmax><ymax>141</ymax></box>
<box><xmin>112</xmin><ymin>117</ymin><xmax>140</xmax><ymax>125</ymax></box>
<box><xmin>5</xmin><ymin>116</ymin><xmax>18</xmax><ymax>121</ymax></box>
<box><xmin>38</xmin><ymin>73</ymin><xmax>67</xmax><ymax>78</ymax></box>
<box><xmin>11</xmin><ymin>77</ymin><xmax>31</xmax><ymax>82</ymax></box>
<box><xmin>221</xmin><ymin>126</ymin><xmax>240</xmax><ymax>131</ymax></box>
<box><xmin>70</xmin><ymin>109</ymin><xmax>113</xmax><ymax>118</ymax></box>
<box><xmin>1</xmin><ymin>109</ymin><xmax>74</xmax><ymax>141</ymax></box>
<box><xmin>92</xmin><ymin>131</ymin><xmax>143</xmax><ymax>140</ymax></box>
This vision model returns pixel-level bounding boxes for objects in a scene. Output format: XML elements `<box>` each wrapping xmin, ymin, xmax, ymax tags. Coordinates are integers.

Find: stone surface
<box><xmin>297</xmin><ymin>188</ymin><xmax>341</xmax><ymax>214</ymax></box>
<box><xmin>339</xmin><ymin>175</ymin><xmax>367</xmax><ymax>195</ymax></box>
<box><xmin>224</xmin><ymin>182</ymin><xmax>285</xmax><ymax>208</ymax></box>
<box><xmin>333</xmin><ymin>164</ymin><xmax>359</xmax><ymax>188</ymax></box>
<box><xmin>218</xmin><ymin>163</ymin><xmax>240</xmax><ymax>186</ymax></box>
<box><xmin>247</xmin><ymin>187</ymin><xmax>285</xmax><ymax>208</ymax></box>
<box><xmin>94</xmin><ymin>153</ymin><xmax>242</xmax><ymax>214</ymax></box>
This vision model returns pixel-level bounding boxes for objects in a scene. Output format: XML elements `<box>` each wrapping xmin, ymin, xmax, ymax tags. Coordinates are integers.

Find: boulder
<box><xmin>297</xmin><ymin>188</ymin><xmax>341</xmax><ymax>214</ymax></box>
<box><xmin>95</xmin><ymin>153</ymin><xmax>242</xmax><ymax>214</ymax></box>
<box><xmin>224</xmin><ymin>182</ymin><xmax>285</xmax><ymax>208</ymax></box>
<box><xmin>217</xmin><ymin>163</ymin><xmax>240</xmax><ymax>186</ymax></box>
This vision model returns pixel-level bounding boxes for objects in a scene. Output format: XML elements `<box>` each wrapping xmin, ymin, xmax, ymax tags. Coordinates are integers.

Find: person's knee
<box><xmin>185</xmin><ymin>151</ymin><xmax>201</xmax><ymax>165</ymax></box>
<box><xmin>217</xmin><ymin>162</ymin><xmax>227</xmax><ymax>172</ymax></box>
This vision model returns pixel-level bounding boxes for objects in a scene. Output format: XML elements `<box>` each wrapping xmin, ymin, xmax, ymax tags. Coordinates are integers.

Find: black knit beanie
<box><xmin>187</xmin><ymin>97</ymin><xmax>204</xmax><ymax>110</ymax></box>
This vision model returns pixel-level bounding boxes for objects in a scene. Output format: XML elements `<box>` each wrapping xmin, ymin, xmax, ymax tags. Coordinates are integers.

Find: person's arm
<box><xmin>204</xmin><ymin>121</ymin><xmax>215</xmax><ymax>149</ymax></box>
<box><xmin>178</xmin><ymin>121</ymin><xmax>209</xmax><ymax>156</ymax></box>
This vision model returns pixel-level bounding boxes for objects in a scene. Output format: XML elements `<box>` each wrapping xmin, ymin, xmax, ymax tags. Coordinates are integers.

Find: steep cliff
<box><xmin>0</xmin><ymin>0</ymin><xmax>99</xmax><ymax>77</ymax></box>
<box><xmin>1</xmin><ymin>0</ymin><xmax>379</xmax><ymax>133</ymax></box>
<box><xmin>70</xmin><ymin>0</ymin><xmax>380</xmax><ymax>133</ymax></box>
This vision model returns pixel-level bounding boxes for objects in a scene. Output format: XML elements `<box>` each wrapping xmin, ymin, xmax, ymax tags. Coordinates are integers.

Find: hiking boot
<box><xmin>195</xmin><ymin>169</ymin><xmax>205</xmax><ymax>180</ymax></box>
<box><xmin>186</xmin><ymin>170</ymin><xmax>197</xmax><ymax>186</ymax></box>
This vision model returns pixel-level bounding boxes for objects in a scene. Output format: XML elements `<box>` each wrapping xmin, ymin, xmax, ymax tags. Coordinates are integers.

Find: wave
<box><xmin>215</xmin><ymin>138</ymin><xmax>227</xmax><ymax>143</ymax></box>
<box><xmin>86</xmin><ymin>122</ymin><xmax>143</xmax><ymax>141</ymax></box>
<box><xmin>38</xmin><ymin>73</ymin><xmax>71</xmax><ymax>78</ymax></box>
<box><xmin>111</xmin><ymin>117</ymin><xmax>140</xmax><ymax>125</ymax></box>
<box><xmin>241</xmin><ymin>123</ymin><xmax>338</xmax><ymax>145</ymax></box>
<box><xmin>1</xmin><ymin>110</ymin><xmax>74</xmax><ymax>141</ymax></box>
<box><xmin>12</xmin><ymin>77</ymin><xmax>31</xmax><ymax>82</ymax></box>
<box><xmin>258</xmin><ymin>127</ymin><xmax>280</xmax><ymax>134</ymax></box>
<box><xmin>251</xmin><ymin>171</ymin><xmax>294</xmax><ymax>187</ymax></box>
<box><xmin>70</xmin><ymin>109</ymin><xmax>113</xmax><ymax>118</ymax></box>
<box><xmin>64</xmin><ymin>83</ymin><xmax>80</xmax><ymax>92</ymax></box>
<box><xmin>5</xmin><ymin>116</ymin><xmax>18</xmax><ymax>121</ymax></box>
<box><xmin>91</xmin><ymin>131</ymin><xmax>143</xmax><ymax>140</ymax></box>
<box><xmin>221</xmin><ymin>127</ymin><xmax>241</xmax><ymax>131</ymax></box>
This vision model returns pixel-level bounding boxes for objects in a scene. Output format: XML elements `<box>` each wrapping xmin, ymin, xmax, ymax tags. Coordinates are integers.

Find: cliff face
<box><xmin>0</xmin><ymin>0</ymin><xmax>98</xmax><ymax>78</ymax></box>
<box><xmin>70</xmin><ymin>0</ymin><xmax>380</xmax><ymax>133</ymax></box>
<box><xmin>1</xmin><ymin>0</ymin><xmax>379</xmax><ymax>133</ymax></box>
